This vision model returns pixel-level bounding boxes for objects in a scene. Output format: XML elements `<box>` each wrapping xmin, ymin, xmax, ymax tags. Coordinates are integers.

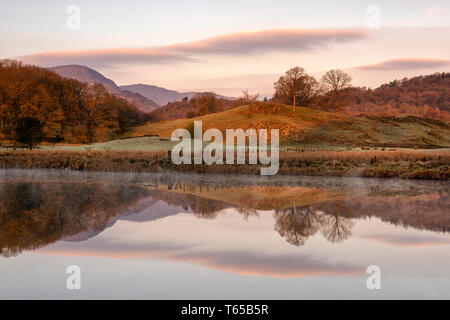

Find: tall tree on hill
<box><xmin>273</xmin><ymin>67</ymin><xmax>318</xmax><ymax>112</ymax></box>
<box><xmin>321</xmin><ymin>69</ymin><xmax>352</xmax><ymax>113</ymax></box>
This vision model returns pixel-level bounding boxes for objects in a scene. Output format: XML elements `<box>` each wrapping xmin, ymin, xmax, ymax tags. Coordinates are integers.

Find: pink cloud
<box><xmin>357</xmin><ymin>57</ymin><xmax>450</xmax><ymax>70</ymax></box>
<box><xmin>172</xmin><ymin>29</ymin><xmax>366</xmax><ymax>54</ymax></box>
<box><xmin>21</xmin><ymin>29</ymin><xmax>367</xmax><ymax>67</ymax></box>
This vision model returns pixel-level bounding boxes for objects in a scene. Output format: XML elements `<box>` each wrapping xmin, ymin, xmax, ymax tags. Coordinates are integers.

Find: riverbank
<box><xmin>0</xmin><ymin>150</ymin><xmax>448</xmax><ymax>180</ymax></box>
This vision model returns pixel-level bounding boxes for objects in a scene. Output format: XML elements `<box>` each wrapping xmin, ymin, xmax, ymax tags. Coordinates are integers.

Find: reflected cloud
<box><xmin>360</xmin><ymin>233</ymin><xmax>450</xmax><ymax>247</ymax></box>
<box><xmin>42</xmin><ymin>234</ymin><xmax>361</xmax><ymax>278</ymax></box>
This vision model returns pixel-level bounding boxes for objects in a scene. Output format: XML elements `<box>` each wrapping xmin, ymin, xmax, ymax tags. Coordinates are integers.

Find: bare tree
<box><xmin>235</xmin><ymin>89</ymin><xmax>260</xmax><ymax>107</ymax></box>
<box><xmin>321</xmin><ymin>69</ymin><xmax>352</xmax><ymax>113</ymax></box>
<box><xmin>274</xmin><ymin>67</ymin><xmax>318</xmax><ymax>112</ymax></box>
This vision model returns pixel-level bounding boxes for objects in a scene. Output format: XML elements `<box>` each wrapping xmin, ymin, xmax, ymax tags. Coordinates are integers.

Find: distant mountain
<box><xmin>120</xmin><ymin>83</ymin><xmax>233</xmax><ymax>106</ymax></box>
<box><xmin>49</xmin><ymin>65</ymin><xmax>122</xmax><ymax>94</ymax></box>
<box><xmin>48</xmin><ymin>65</ymin><xmax>234</xmax><ymax>111</ymax></box>
<box><xmin>118</xmin><ymin>89</ymin><xmax>159</xmax><ymax>113</ymax></box>
<box><xmin>48</xmin><ymin>65</ymin><xmax>159</xmax><ymax>112</ymax></box>
<box><xmin>120</xmin><ymin>84</ymin><xmax>189</xmax><ymax>106</ymax></box>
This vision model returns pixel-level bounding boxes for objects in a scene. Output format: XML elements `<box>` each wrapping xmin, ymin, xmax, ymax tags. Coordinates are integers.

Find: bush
<box><xmin>15</xmin><ymin>117</ymin><xmax>43</xmax><ymax>149</ymax></box>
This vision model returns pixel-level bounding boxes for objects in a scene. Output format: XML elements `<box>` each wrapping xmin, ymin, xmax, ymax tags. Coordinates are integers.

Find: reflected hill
<box><xmin>143</xmin><ymin>183</ymin><xmax>344</xmax><ymax>211</ymax></box>
<box><xmin>0</xmin><ymin>181</ymin><xmax>151</xmax><ymax>257</ymax></box>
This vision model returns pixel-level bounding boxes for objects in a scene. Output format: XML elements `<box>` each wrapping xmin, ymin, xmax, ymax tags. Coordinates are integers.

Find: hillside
<box><xmin>120</xmin><ymin>84</ymin><xmax>192</xmax><ymax>106</ymax></box>
<box><xmin>0</xmin><ymin>60</ymin><xmax>148</xmax><ymax>144</ymax></box>
<box><xmin>48</xmin><ymin>65</ymin><xmax>234</xmax><ymax>112</ymax></box>
<box><xmin>120</xmin><ymin>83</ymin><xmax>233</xmax><ymax>106</ymax></box>
<box><xmin>126</xmin><ymin>103</ymin><xmax>450</xmax><ymax>148</ymax></box>
<box><xmin>149</xmin><ymin>93</ymin><xmax>237</xmax><ymax>121</ymax></box>
<box><xmin>148</xmin><ymin>183</ymin><xmax>343</xmax><ymax>211</ymax></box>
<box><xmin>118</xmin><ymin>90</ymin><xmax>159</xmax><ymax>113</ymax></box>
<box><xmin>48</xmin><ymin>65</ymin><xmax>122</xmax><ymax>94</ymax></box>
<box><xmin>48</xmin><ymin>65</ymin><xmax>159</xmax><ymax>112</ymax></box>
<box><xmin>337</xmin><ymin>73</ymin><xmax>450</xmax><ymax>121</ymax></box>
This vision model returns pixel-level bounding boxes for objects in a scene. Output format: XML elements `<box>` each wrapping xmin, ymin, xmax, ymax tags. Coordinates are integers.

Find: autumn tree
<box><xmin>150</xmin><ymin>94</ymin><xmax>234</xmax><ymax>121</ymax></box>
<box><xmin>321</xmin><ymin>69</ymin><xmax>352</xmax><ymax>113</ymax></box>
<box><xmin>14</xmin><ymin>117</ymin><xmax>43</xmax><ymax>149</ymax></box>
<box><xmin>424</xmin><ymin>105</ymin><xmax>441</xmax><ymax>119</ymax></box>
<box><xmin>0</xmin><ymin>60</ymin><xmax>148</xmax><ymax>144</ymax></box>
<box><xmin>273</xmin><ymin>67</ymin><xmax>318</xmax><ymax>112</ymax></box>
<box><xmin>334</xmin><ymin>72</ymin><xmax>450</xmax><ymax>120</ymax></box>
<box><xmin>193</xmin><ymin>93</ymin><xmax>223</xmax><ymax>116</ymax></box>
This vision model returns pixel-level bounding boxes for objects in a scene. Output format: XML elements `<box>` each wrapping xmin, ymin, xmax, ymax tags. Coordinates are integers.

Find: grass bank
<box><xmin>0</xmin><ymin>149</ymin><xmax>448</xmax><ymax>180</ymax></box>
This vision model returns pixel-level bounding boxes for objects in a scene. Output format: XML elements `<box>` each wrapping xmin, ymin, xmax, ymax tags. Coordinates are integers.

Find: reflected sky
<box><xmin>0</xmin><ymin>169</ymin><xmax>449</xmax><ymax>299</ymax></box>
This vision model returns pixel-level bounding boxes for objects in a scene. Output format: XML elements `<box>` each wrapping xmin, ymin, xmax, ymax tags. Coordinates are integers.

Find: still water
<box><xmin>0</xmin><ymin>169</ymin><xmax>449</xmax><ymax>299</ymax></box>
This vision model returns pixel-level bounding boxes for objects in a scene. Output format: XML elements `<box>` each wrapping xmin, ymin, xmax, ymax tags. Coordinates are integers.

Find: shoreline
<box><xmin>0</xmin><ymin>150</ymin><xmax>448</xmax><ymax>180</ymax></box>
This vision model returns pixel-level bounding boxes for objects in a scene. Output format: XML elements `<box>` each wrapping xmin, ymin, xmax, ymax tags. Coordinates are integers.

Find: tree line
<box><xmin>345</xmin><ymin>73</ymin><xmax>450</xmax><ymax>120</ymax></box>
<box><xmin>272</xmin><ymin>67</ymin><xmax>450</xmax><ymax>121</ymax></box>
<box><xmin>148</xmin><ymin>93</ymin><xmax>238</xmax><ymax>121</ymax></box>
<box><xmin>153</xmin><ymin>69</ymin><xmax>449</xmax><ymax>122</ymax></box>
<box><xmin>0</xmin><ymin>60</ymin><xmax>149</xmax><ymax>148</ymax></box>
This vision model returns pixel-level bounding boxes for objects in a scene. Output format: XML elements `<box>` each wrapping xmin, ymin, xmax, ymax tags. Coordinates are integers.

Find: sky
<box><xmin>1</xmin><ymin>0</ymin><xmax>450</xmax><ymax>96</ymax></box>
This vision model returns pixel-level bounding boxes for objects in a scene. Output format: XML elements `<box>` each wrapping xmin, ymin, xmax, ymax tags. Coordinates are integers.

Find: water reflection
<box><xmin>0</xmin><ymin>180</ymin><xmax>150</xmax><ymax>257</ymax></box>
<box><xmin>275</xmin><ymin>203</ymin><xmax>353</xmax><ymax>246</ymax></box>
<box><xmin>0</xmin><ymin>169</ymin><xmax>448</xmax><ymax>258</ymax></box>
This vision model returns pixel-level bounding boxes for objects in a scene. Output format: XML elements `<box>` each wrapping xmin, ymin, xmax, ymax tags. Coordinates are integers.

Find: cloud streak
<box><xmin>41</xmin><ymin>242</ymin><xmax>361</xmax><ymax>278</ymax></box>
<box><xmin>360</xmin><ymin>233</ymin><xmax>450</xmax><ymax>247</ymax></box>
<box><xmin>172</xmin><ymin>29</ymin><xmax>366</xmax><ymax>55</ymax></box>
<box><xmin>21</xmin><ymin>29</ymin><xmax>367</xmax><ymax>67</ymax></box>
<box><xmin>356</xmin><ymin>57</ymin><xmax>450</xmax><ymax>70</ymax></box>
<box><xmin>21</xmin><ymin>48</ymin><xmax>193</xmax><ymax>68</ymax></box>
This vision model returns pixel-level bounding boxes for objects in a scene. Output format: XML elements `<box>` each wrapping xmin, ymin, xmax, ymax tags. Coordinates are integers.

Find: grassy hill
<box><xmin>127</xmin><ymin>103</ymin><xmax>344</xmax><ymax>141</ymax></box>
<box><xmin>125</xmin><ymin>103</ymin><xmax>450</xmax><ymax>148</ymax></box>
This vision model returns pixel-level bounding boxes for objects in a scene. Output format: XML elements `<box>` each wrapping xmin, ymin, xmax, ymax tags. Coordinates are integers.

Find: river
<box><xmin>0</xmin><ymin>169</ymin><xmax>449</xmax><ymax>299</ymax></box>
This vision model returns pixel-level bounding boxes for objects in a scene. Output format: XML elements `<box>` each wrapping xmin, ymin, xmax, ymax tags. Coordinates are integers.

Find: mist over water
<box><xmin>0</xmin><ymin>169</ymin><xmax>449</xmax><ymax>299</ymax></box>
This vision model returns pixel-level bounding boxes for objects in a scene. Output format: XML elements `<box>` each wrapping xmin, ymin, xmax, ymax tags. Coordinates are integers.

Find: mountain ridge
<box><xmin>48</xmin><ymin>65</ymin><xmax>160</xmax><ymax>112</ymax></box>
<box><xmin>48</xmin><ymin>65</ymin><xmax>234</xmax><ymax>112</ymax></box>
<box><xmin>120</xmin><ymin>83</ymin><xmax>234</xmax><ymax>106</ymax></box>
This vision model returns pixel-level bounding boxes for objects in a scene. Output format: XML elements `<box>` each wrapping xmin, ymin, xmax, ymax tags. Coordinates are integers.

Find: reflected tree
<box><xmin>320</xmin><ymin>201</ymin><xmax>353</xmax><ymax>243</ymax></box>
<box><xmin>236</xmin><ymin>206</ymin><xmax>259</xmax><ymax>221</ymax></box>
<box><xmin>274</xmin><ymin>204</ymin><xmax>323</xmax><ymax>246</ymax></box>
<box><xmin>193</xmin><ymin>198</ymin><xmax>222</xmax><ymax>219</ymax></box>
